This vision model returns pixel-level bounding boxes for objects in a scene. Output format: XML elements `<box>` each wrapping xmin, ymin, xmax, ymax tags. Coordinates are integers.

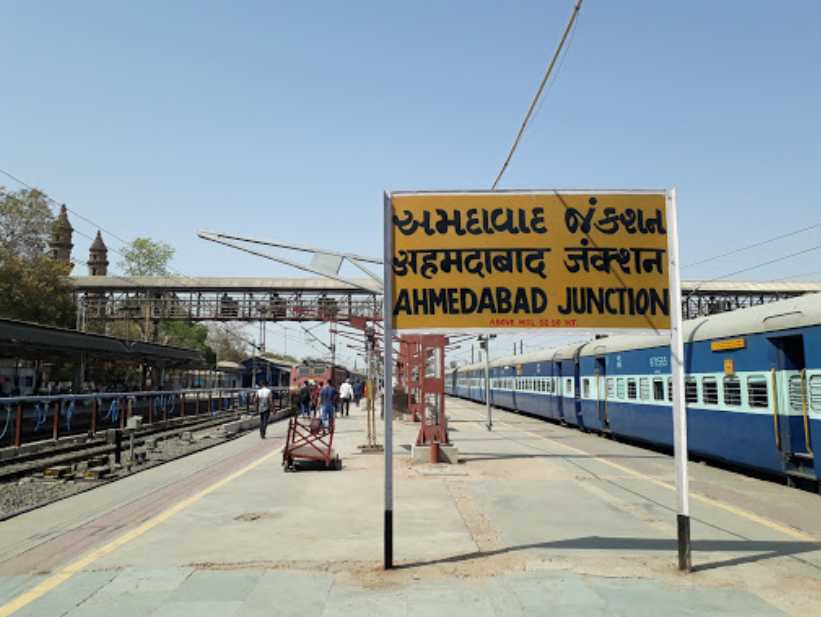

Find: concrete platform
<box><xmin>410</xmin><ymin>443</ymin><xmax>460</xmax><ymax>464</ymax></box>
<box><xmin>0</xmin><ymin>397</ymin><xmax>820</xmax><ymax>616</ymax></box>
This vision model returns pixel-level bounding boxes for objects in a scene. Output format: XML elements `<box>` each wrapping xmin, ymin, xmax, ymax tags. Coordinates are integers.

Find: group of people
<box><xmin>296</xmin><ymin>378</ymin><xmax>365</xmax><ymax>426</ymax></box>
<box><xmin>255</xmin><ymin>377</ymin><xmax>366</xmax><ymax>439</ymax></box>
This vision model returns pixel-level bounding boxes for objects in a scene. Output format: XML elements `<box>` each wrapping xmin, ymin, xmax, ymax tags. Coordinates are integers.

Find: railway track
<box><xmin>0</xmin><ymin>405</ymin><xmax>294</xmax><ymax>521</ymax></box>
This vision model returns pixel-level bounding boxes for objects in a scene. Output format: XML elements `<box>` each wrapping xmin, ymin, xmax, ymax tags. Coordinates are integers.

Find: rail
<box><xmin>0</xmin><ymin>387</ymin><xmax>290</xmax><ymax>450</ymax></box>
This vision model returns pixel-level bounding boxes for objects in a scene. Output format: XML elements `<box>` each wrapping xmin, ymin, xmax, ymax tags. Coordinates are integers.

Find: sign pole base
<box><xmin>384</xmin><ymin>509</ymin><xmax>394</xmax><ymax>569</ymax></box>
<box><xmin>677</xmin><ymin>514</ymin><xmax>691</xmax><ymax>572</ymax></box>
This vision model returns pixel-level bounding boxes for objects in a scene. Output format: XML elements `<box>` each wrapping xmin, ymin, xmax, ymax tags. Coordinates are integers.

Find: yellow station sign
<box><xmin>389</xmin><ymin>191</ymin><xmax>671</xmax><ymax>331</ymax></box>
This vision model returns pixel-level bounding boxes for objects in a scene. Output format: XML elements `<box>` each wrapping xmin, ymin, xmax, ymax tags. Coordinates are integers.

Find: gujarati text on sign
<box><xmin>389</xmin><ymin>191</ymin><xmax>671</xmax><ymax>331</ymax></box>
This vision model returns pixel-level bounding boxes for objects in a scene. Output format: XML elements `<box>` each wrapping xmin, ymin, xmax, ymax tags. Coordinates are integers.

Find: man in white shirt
<box><xmin>338</xmin><ymin>378</ymin><xmax>353</xmax><ymax>417</ymax></box>
<box><xmin>257</xmin><ymin>381</ymin><xmax>272</xmax><ymax>439</ymax></box>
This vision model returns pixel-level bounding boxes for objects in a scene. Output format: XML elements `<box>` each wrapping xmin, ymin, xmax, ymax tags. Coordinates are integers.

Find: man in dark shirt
<box><xmin>319</xmin><ymin>380</ymin><xmax>337</xmax><ymax>428</ymax></box>
<box><xmin>298</xmin><ymin>380</ymin><xmax>311</xmax><ymax>416</ymax></box>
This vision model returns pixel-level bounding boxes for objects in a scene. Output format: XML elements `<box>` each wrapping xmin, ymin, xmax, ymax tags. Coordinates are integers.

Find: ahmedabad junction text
<box><xmin>389</xmin><ymin>193</ymin><xmax>671</xmax><ymax>330</ymax></box>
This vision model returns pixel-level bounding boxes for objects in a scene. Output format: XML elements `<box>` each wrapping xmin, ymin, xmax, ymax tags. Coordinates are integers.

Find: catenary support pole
<box><xmin>667</xmin><ymin>188</ymin><xmax>691</xmax><ymax>572</ymax></box>
<box><xmin>382</xmin><ymin>191</ymin><xmax>395</xmax><ymax>569</ymax></box>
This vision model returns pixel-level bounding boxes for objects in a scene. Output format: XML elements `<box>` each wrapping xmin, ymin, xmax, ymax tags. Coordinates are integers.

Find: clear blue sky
<box><xmin>3</xmin><ymin>1</ymin><xmax>820</xmax><ymax>361</ymax></box>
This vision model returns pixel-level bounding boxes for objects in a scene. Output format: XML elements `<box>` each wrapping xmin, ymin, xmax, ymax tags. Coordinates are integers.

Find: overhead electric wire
<box><xmin>683</xmin><ymin>219</ymin><xmax>821</xmax><ymax>270</ymax></box>
<box><xmin>491</xmin><ymin>0</ymin><xmax>583</xmax><ymax>190</ymax></box>
<box><xmin>683</xmin><ymin>241</ymin><xmax>821</xmax><ymax>303</ymax></box>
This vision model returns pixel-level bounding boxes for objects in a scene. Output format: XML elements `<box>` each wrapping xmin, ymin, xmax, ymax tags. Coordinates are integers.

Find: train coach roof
<box><xmin>447</xmin><ymin>293</ymin><xmax>821</xmax><ymax>368</ymax></box>
<box><xmin>579</xmin><ymin>292</ymin><xmax>821</xmax><ymax>356</ymax></box>
<box><xmin>684</xmin><ymin>292</ymin><xmax>821</xmax><ymax>341</ymax></box>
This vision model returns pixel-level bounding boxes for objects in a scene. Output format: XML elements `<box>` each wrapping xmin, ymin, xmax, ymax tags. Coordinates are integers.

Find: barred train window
<box><xmin>639</xmin><ymin>378</ymin><xmax>650</xmax><ymax>400</ymax></box>
<box><xmin>582</xmin><ymin>379</ymin><xmax>591</xmax><ymax>398</ymax></box>
<box><xmin>723</xmin><ymin>377</ymin><xmax>741</xmax><ymax>406</ymax></box>
<box><xmin>607</xmin><ymin>378</ymin><xmax>615</xmax><ymax>399</ymax></box>
<box><xmin>653</xmin><ymin>378</ymin><xmax>665</xmax><ymax>401</ymax></box>
<box><xmin>667</xmin><ymin>377</ymin><xmax>673</xmax><ymax>402</ymax></box>
<box><xmin>702</xmin><ymin>377</ymin><xmax>718</xmax><ymax>405</ymax></box>
<box><xmin>747</xmin><ymin>376</ymin><xmax>769</xmax><ymax>408</ymax></box>
<box><xmin>565</xmin><ymin>378</ymin><xmax>573</xmax><ymax>395</ymax></box>
<box><xmin>617</xmin><ymin>379</ymin><xmax>626</xmax><ymax>399</ymax></box>
<box><xmin>627</xmin><ymin>378</ymin><xmax>637</xmax><ymax>400</ymax></box>
<box><xmin>809</xmin><ymin>375</ymin><xmax>821</xmax><ymax>411</ymax></box>
<box><xmin>789</xmin><ymin>376</ymin><xmax>803</xmax><ymax>413</ymax></box>
<box><xmin>685</xmin><ymin>378</ymin><xmax>698</xmax><ymax>403</ymax></box>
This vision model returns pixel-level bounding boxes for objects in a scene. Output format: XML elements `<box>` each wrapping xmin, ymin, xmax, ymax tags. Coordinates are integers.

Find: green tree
<box><xmin>0</xmin><ymin>187</ymin><xmax>55</xmax><ymax>260</ymax></box>
<box><xmin>159</xmin><ymin>320</ymin><xmax>215</xmax><ymax>364</ymax></box>
<box><xmin>118</xmin><ymin>237</ymin><xmax>174</xmax><ymax>276</ymax></box>
<box><xmin>208</xmin><ymin>325</ymin><xmax>250</xmax><ymax>363</ymax></box>
<box><xmin>0</xmin><ymin>249</ymin><xmax>75</xmax><ymax>326</ymax></box>
<box><xmin>116</xmin><ymin>236</ymin><xmax>215</xmax><ymax>358</ymax></box>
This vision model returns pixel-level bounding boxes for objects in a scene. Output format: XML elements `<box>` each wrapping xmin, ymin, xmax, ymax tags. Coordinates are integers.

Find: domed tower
<box><xmin>87</xmin><ymin>230</ymin><xmax>109</xmax><ymax>276</ymax></box>
<box><xmin>48</xmin><ymin>204</ymin><xmax>74</xmax><ymax>270</ymax></box>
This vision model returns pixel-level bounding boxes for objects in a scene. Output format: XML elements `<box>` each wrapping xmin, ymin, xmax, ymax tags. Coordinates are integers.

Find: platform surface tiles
<box><xmin>0</xmin><ymin>397</ymin><xmax>819</xmax><ymax>616</ymax></box>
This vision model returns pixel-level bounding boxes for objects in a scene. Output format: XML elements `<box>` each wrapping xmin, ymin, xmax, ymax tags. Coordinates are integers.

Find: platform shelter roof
<box><xmin>0</xmin><ymin>318</ymin><xmax>207</xmax><ymax>367</ymax></box>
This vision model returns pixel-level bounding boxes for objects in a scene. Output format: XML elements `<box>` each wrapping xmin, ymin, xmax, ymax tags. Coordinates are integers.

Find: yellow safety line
<box><xmin>0</xmin><ymin>448</ymin><xmax>280</xmax><ymax>617</ymax></box>
<box><xmin>478</xmin><ymin>412</ymin><xmax>819</xmax><ymax>544</ymax></box>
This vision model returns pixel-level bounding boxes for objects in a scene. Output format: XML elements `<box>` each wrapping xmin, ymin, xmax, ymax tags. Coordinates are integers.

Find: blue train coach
<box><xmin>447</xmin><ymin>294</ymin><xmax>821</xmax><ymax>488</ymax></box>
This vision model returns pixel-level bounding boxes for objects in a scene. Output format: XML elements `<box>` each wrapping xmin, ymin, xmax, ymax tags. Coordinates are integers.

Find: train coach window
<box><xmin>607</xmin><ymin>378</ymin><xmax>615</xmax><ymax>399</ymax></box>
<box><xmin>809</xmin><ymin>375</ymin><xmax>821</xmax><ymax>411</ymax></box>
<box><xmin>582</xmin><ymin>378</ymin><xmax>591</xmax><ymax>398</ymax></box>
<box><xmin>685</xmin><ymin>378</ymin><xmax>698</xmax><ymax>403</ymax></box>
<box><xmin>747</xmin><ymin>376</ymin><xmax>769</xmax><ymax>408</ymax></box>
<box><xmin>617</xmin><ymin>378</ymin><xmax>625</xmax><ymax>399</ymax></box>
<box><xmin>639</xmin><ymin>377</ymin><xmax>650</xmax><ymax>400</ymax></box>
<box><xmin>667</xmin><ymin>377</ymin><xmax>673</xmax><ymax>402</ymax></box>
<box><xmin>723</xmin><ymin>377</ymin><xmax>741</xmax><ymax>406</ymax></box>
<box><xmin>565</xmin><ymin>378</ymin><xmax>573</xmax><ymax>396</ymax></box>
<box><xmin>627</xmin><ymin>378</ymin><xmax>637</xmax><ymax>400</ymax></box>
<box><xmin>653</xmin><ymin>378</ymin><xmax>665</xmax><ymax>401</ymax></box>
<box><xmin>702</xmin><ymin>377</ymin><xmax>718</xmax><ymax>405</ymax></box>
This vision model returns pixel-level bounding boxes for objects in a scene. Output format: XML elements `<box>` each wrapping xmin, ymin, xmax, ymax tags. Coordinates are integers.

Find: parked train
<box><xmin>289</xmin><ymin>362</ymin><xmax>362</xmax><ymax>392</ymax></box>
<box><xmin>446</xmin><ymin>294</ymin><xmax>821</xmax><ymax>487</ymax></box>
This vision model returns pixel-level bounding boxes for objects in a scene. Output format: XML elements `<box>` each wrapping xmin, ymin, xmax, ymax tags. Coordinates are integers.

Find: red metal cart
<box><xmin>282</xmin><ymin>414</ymin><xmax>342</xmax><ymax>471</ymax></box>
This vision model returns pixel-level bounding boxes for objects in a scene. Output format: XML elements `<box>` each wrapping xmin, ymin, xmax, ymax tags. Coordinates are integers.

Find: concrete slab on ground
<box><xmin>0</xmin><ymin>397</ymin><xmax>819</xmax><ymax>616</ymax></box>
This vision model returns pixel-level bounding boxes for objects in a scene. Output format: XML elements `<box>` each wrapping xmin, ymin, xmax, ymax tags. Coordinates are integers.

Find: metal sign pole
<box><xmin>666</xmin><ymin>187</ymin><xmax>691</xmax><ymax>571</ymax></box>
<box><xmin>483</xmin><ymin>337</ymin><xmax>492</xmax><ymax>431</ymax></box>
<box><xmin>382</xmin><ymin>191</ymin><xmax>395</xmax><ymax>570</ymax></box>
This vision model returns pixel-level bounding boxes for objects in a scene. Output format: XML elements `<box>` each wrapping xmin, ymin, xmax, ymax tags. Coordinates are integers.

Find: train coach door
<box><xmin>595</xmin><ymin>357</ymin><xmax>610</xmax><ymax>432</ymax></box>
<box><xmin>556</xmin><ymin>364</ymin><xmax>565</xmax><ymax>423</ymax></box>
<box><xmin>574</xmin><ymin>359</ymin><xmax>584</xmax><ymax>429</ymax></box>
<box><xmin>769</xmin><ymin>335</ymin><xmax>814</xmax><ymax>478</ymax></box>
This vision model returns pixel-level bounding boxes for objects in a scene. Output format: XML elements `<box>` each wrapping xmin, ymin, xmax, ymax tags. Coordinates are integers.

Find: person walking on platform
<box><xmin>298</xmin><ymin>380</ymin><xmax>311</xmax><ymax>416</ymax></box>
<box><xmin>339</xmin><ymin>378</ymin><xmax>353</xmax><ymax>417</ymax></box>
<box><xmin>319</xmin><ymin>380</ymin><xmax>336</xmax><ymax>428</ymax></box>
<box><xmin>310</xmin><ymin>380</ymin><xmax>319</xmax><ymax>416</ymax></box>
<box><xmin>257</xmin><ymin>380</ymin><xmax>272</xmax><ymax>439</ymax></box>
<box><xmin>353</xmin><ymin>379</ymin><xmax>363</xmax><ymax>407</ymax></box>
